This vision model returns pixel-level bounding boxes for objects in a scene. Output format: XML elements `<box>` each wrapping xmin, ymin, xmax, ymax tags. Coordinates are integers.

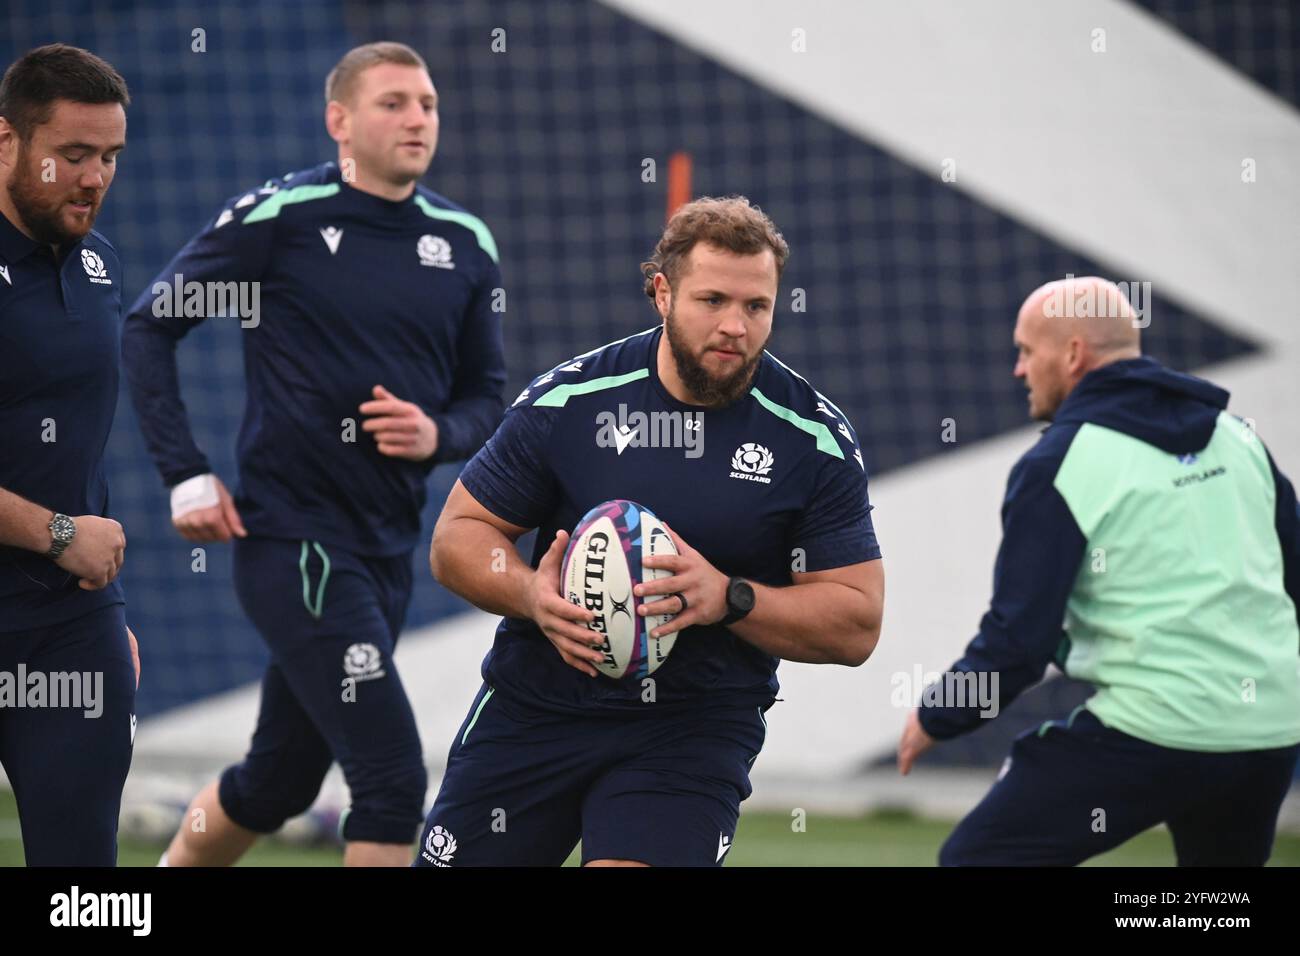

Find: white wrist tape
<box><xmin>170</xmin><ymin>473</ymin><xmax>220</xmax><ymax>520</ymax></box>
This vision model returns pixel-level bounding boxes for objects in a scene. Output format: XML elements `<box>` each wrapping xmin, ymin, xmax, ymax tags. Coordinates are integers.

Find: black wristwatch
<box><xmin>720</xmin><ymin>577</ymin><xmax>755</xmax><ymax>626</ymax></box>
<box><xmin>46</xmin><ymin>512</ymin><xmax>76</xmax><ymax>560</ymax></box>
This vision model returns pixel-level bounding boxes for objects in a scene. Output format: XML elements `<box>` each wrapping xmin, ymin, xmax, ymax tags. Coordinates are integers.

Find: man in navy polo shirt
<box><xmin>0</xmin><ymin>44</ymin><xmax>138</xmax><ymax>866</ymax></box>
<box><xmin>124</xmin><ymin>42</ymin><xmax>505</xmax><ymax>866</ymax></box>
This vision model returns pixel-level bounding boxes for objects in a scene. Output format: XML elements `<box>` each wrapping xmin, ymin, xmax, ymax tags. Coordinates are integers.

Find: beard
<box><xmin>7</xmin><ymin>144</ymin><xmax>100</xmax><ymax>246</ymax></box>
<box><xmin>664</xmin><ymin>304</ymin><xmax>767</xmax><ymax>408</ymax></box>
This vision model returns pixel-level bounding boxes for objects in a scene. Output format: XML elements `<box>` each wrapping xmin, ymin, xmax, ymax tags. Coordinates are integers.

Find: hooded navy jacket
<box><xmin>919</xmin><ymin>357</ymin><xmax>1300</xmax><ymax>741</ymax></box>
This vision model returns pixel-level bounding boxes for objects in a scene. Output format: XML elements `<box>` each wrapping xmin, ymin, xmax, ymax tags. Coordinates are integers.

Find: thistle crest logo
<box><xmin>730</xmin><ymin>443</ymin><xmax>775</xmax><ymax>484</ymax></box>
<box><xmin>423</xmin><ymin>825</ymin><xmax>458</xmax><ymax>866</ymax></box>
<box><xmin>343</xmin><ymin>643</ymin><xmax>385</xmax><ymax>681</ymax></box>
<box><xmin>81</xmin><ymin>249</ymin><xmax>112</xmax><ymax>284</ymax></box>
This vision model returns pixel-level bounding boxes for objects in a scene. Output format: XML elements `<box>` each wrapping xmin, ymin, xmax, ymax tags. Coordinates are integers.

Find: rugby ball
<box><xmin>560</xmin><ymin>499</ymin><xmax>679</xmax><ymax>679</ymax></box>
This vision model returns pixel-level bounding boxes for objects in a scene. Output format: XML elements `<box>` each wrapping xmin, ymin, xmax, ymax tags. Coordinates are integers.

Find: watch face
<box><xmin>50</xmin><ymin>514</ymin><xmax>76</xmax><ymax>541</ymax></box>
<box><xmin>730</xmin><ymin>579</ymin><xmax>755</xmax><ymax>612</ymax></box>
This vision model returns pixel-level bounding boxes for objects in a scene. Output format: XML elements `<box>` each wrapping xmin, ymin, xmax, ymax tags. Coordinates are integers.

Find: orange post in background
<box><xmin>666</xmin><ymin>151</ymin><xmax>692</xmax><ymax>221</ymax></box>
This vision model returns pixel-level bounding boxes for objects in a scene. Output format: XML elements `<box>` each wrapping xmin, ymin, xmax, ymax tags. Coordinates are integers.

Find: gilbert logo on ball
<box><xmin>560</xmin><ymin>499</ymin><xmax>679</xmax><ymax>679</ymax></box>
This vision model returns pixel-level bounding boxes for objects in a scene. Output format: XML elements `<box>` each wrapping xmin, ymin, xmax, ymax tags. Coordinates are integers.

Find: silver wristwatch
<box><xmin>46</xmin><ymin>513</ymin><xmax>76</xmax><ymax>559</ymax></box>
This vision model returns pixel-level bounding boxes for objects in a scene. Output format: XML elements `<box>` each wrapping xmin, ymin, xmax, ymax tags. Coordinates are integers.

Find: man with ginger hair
<box><xmin>898</xmin><ymin>276</ymin><xmax>1300</xmax><ymax>866</ymax></box>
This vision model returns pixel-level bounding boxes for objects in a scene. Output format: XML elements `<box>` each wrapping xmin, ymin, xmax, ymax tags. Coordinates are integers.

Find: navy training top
<box><xmin>460</xmin><ymin>325</ymin><xmax>882</xmax><ymax>714</ymax></box>
<box><xmin>121</xmin><ymin>161</ymin><xmax>507</xmax><ymax>557</ymax></box>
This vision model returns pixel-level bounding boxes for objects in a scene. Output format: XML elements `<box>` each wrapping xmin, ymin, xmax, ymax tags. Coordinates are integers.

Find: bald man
<box><xmin>897</xmin><ymin>277</ymin><xmax>1300</xmax><ymax>866</ymax></box>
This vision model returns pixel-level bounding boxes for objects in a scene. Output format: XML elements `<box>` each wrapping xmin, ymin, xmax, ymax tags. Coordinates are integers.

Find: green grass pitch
<box><xmin>3</xmin><ymin>787</ymin><xmax>1297</xmax><ymax>866</ymax></box>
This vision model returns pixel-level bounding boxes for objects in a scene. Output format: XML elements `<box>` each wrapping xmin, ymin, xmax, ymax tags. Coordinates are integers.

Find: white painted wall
<box><xmin>600</xmin><ymin>0</ymin><xmax>1300</xmax><ymax>345</ymax></box>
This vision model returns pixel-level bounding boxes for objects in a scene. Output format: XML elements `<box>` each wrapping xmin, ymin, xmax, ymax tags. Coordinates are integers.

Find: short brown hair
<box><xmin>325</xmin><ymin>42</ymin><xmax>428</xmax><ymax>105</ymax></box>
<box><xmin>641</xmin><ymin>196</ymin><xmax>789</xmax><ymax>300</ymax></box>
<box><xmin>0</xmin><ymin>43</ymin><xmax>129</xmax><ymax>142</ymax></box>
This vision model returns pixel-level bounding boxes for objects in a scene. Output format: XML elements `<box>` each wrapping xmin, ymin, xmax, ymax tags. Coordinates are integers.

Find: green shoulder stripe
<box><xmin>751</xmin><ymin>388</ymin><xmax>844</xmax><ymax>459</ymax></box>
<box><xmin>533</xmin><ymin>368</ymin><xmax>649</xmax><ymax>408</ymax></box>
<box><xmin>415</xmin><ymin>195</ymin><xmax>499</xmax><ymax>263</ymax></box>
<box><xmin>242</xmin><ymin>184</ymin><xmax>341</xmax><ymax>223</ymax></box>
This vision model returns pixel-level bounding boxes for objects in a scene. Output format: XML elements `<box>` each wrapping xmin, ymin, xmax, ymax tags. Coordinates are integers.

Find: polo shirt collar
<box><xmin>0</xmin><ymin>207</ymin><xmax>45</xmax><ymax>264</ymax></box>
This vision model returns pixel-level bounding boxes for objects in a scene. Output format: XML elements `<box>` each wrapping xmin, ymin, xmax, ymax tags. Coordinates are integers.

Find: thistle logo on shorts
<box><xmin>417</xmin><ymin>234</ymin><xmax>454</xmax><ymax>269</ymax></box>
<box><xmin>81</xmin><ymin>249</ymin><xmax>112</xmax><ymax>285</ymax></box>
<box><xmin>421</xmin><ymin>825</ymin><xmax>458</xmax><ymax>866</ymax></box>
<box><xmin>342</xmin><ymin>643</ymin><xmax>386</xmax><ymax>682</ymax></box>
<box><xmin>730</xmin><ymin>443</ymin><xmax>775</xmax><ymax>484</ymax></box>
